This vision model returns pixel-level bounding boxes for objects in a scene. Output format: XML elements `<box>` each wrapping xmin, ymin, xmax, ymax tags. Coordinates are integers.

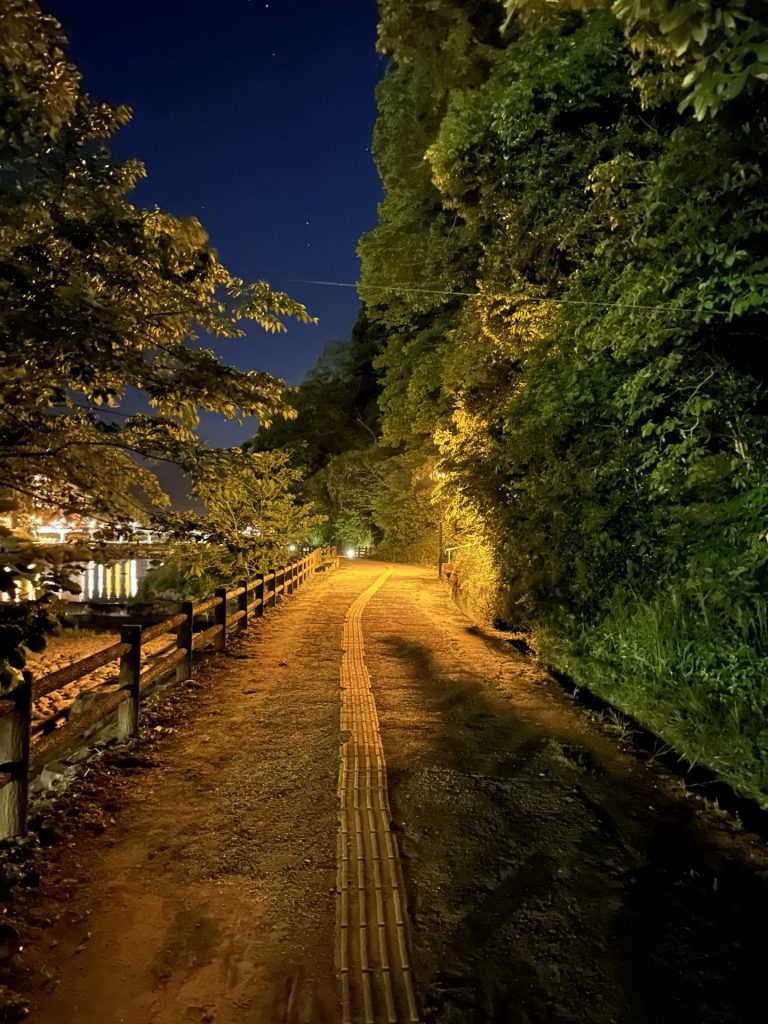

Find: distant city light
<box><xmin>288</xmin><ymin>543</ymin><xmax>297</xmax><ymax>552</ymax></box>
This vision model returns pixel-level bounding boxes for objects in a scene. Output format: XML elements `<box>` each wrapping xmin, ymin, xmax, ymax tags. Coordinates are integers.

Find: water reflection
<box><xmin>2</xmin><ymin>559</ymin><xmax>157</xmax><ymax>604</ymax></box>
<box><xmin>68</xmin><ymin>559</ymin><xmax>154</xmax><ymax>603</ymax></box>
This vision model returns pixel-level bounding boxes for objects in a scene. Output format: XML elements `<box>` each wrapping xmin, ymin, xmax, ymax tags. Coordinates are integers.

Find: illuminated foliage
<box><xmin>245</xmin><ymin>312</ymin><xmax>387</xmax><ymax>549</ymax></box>
<box><xmin>360</xmin><ymin>0</ymin><xmax>768</xmax><ymax>799</ymax></box>
<box><xmin>501</xmin><ymin>0</ymin><xmax>768</xmax><ymax>118</ymax></box>
<box><xmin>0</xmin><ymin>1</ymin><xmax>313</xmax><ymax>519</ymax></box>
<box><xmin>154</xmin><ymin>450</ymin><xmax>325</xmax><ymax>595</ymax></box>
<box><xmin>0</xmin><ymin>1</ymin><xmax>314</xmax><ymax>681</ymax></box>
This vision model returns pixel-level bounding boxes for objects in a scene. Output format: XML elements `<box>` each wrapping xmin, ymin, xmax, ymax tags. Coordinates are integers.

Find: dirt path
<box><xmin>3</xmin><ymin>561</ymin><xmax>768</xmax><ymax>1024</ymax></box>
<box><xmin>9</xmin><ymin>562</ymin><xmax>387</xmax><ymax>1024</ymax></box>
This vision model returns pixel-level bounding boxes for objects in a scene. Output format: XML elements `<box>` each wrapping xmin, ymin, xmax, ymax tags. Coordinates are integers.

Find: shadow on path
<box><xmin>370</xmin><ymin>620</ymin><xmax>768</xmax><ymax>1024</ymax></box>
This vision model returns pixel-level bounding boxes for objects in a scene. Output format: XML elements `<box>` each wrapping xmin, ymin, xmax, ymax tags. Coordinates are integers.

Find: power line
<box><xmin>292</xmin><ymin>278</ymin><xmax>477</xmax><ymax>298</ymax></box>
<box><xmin>289</xmin><ymin>278</ymin><xmax>733</xmax><ymax>317</ymax></box>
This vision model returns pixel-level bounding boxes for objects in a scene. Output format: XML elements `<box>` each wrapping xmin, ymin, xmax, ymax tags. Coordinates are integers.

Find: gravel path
<box><xmin>2</xmin><ymin>560</ymin><xmax>768</xmax><ymax>1024</ymax></box>
<box><xmin>10</xmin><ymin>562</ymin><xmax>383</xmax><ymax>1024</ymax></box>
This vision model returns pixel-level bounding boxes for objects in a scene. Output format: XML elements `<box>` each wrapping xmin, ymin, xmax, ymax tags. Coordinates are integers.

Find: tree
<box><xmin>356</xmin><ymin>0</ymin><xmax>768</xmax><ymax>800</ymax></box>
<box><xmin>333</xmin><ymin>510</ymin><xmax>375</xmax><ymax>551</ymax></box>
<box><xmin>246</xmin><ymin>310</ymin><xmax>385</xmax><ymax>477</ymax></box>
<box><xmin>501</xmin><ymin>0</ymin><xmax>768</xmax><ymax>119</ymax></box>
<box><xmin>151</xmin><ymin>449</ymin><xmax>325</xmax><ymax>596</ymax></box>
<box><xmin>0</xmin><ymin>1</ymin><xmax>315</xmax><ymax>684</ymax></box>
<box><xmin>245</xmin><ymin>310</ymin><xmax>388</xmax><ymax>548</ymax></box>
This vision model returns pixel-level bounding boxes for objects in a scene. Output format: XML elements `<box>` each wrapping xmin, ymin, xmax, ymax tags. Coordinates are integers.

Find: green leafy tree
<box><xmin>246</xmin><ymin>310</ymin><xmax>388</xmax><ymax>547</ymax></box>
<box><xmin>501</xmin><ymin>0</ymin><xmax>768</xmax><ymax>118</ymax></box>
<box><xmin>0</xmin><ymin>1</ymin><xmax>314</xmax><ymax>685</ymax></box>
<box><xmin>152</xmin><ymin>449</ymin><xmax>325</xmax><ymax>596</ymax></box>
<box><xmin>359</xmin><ymin>0</ymin><xmax>768</xmax><ymax>800</ymax></box>
<box><xmin>333</xmin><ymin>510</ymin><xmax>375</xmax><ymax>551</ymax></box>
<box><xmin>246</xmin><ymin>311</ymin><xmax>385</xmax><ymax>477</ymax></box>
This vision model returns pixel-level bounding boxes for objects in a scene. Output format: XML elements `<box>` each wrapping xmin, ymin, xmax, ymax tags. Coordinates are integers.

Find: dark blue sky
<box><xmin>45</xmin><ymin>0</ymin><xmax>384</xmax><ymax>446</ymax></box>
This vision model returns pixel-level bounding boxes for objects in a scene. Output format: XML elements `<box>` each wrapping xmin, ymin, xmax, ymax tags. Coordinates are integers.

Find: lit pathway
<box><xmin>336</xmin><ymin>568</ymin><xmax>420</xmax><ymax>1024</ymax></box>
<box><xmin>15</xmin><ymin>560</ymin><xmax>768</xmax><ymax>1024</ymax></box>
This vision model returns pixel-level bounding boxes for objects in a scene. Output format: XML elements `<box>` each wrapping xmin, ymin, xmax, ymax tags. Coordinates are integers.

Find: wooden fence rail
<box><xmin>0</xmin><ymin>546</ymin><xmax>339</xmax><ymax>839</ymax></box>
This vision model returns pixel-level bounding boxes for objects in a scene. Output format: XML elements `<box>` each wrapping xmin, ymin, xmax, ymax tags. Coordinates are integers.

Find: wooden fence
<box><xmin>0</xmin><ymin>547</ymin><xmax>339</xmax><ymax>839</ymax></box>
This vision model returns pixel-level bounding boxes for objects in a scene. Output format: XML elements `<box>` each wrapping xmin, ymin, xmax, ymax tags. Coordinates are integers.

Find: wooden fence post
<box><xmin>117</xmin><ymin>624</ymin><xmax>142</xmax><ymax>741</ymax></box>
<box><xmin>239</xmin><ymin>580</ymin><xmax>249</xmax><ymax>629</ymax></box>
<box><xmin>254</xmin><ymin>572</ymin><xmax>265</xmax><ymax>618</ymax></box>
<box><xmin>277</xmin><ymin>566</ymin><xmax>285</xmax><ymax>603</ymax></box>
<box><xmin>214</xmin><ymin>587</ymin><xmax>227</xmax><ymax>650</ymax></box>
<box><xmin>176</xmin><ymin>600</ymin><xmax>193</xmax><ymax>683</ymax></box>
<box><xmin>0</xmin><ymin>676</ymin><xmax>31</xmax><ymax>839</ymax></box>
<box><xmin>269</xmin><ymin>569</ymin><xmax>278</xmax><ymax>609</ymax></box>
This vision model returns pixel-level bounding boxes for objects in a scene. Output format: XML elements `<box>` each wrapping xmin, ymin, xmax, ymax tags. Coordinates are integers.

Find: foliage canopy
<box><xmin>0</xmin><ymin>1</ymin><xmax>316</xmax><ymax>683</ymax></box>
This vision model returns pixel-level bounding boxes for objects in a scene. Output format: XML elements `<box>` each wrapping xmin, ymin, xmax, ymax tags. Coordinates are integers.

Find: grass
<box><xmin>538</xmin><ymin>588</ymin><xmax>768</xmax><ymax>808</ymax></box>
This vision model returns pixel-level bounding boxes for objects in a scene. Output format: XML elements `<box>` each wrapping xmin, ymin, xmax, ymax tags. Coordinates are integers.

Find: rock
<box><xmin>37</xmin><ymin>761</ymin><xmax>77</xmax><ymax>793</ymax></box>
<box><xmin>35</xmin><ymin>817</ymin><xmax>61</xmax><ymax>848</ymax></box>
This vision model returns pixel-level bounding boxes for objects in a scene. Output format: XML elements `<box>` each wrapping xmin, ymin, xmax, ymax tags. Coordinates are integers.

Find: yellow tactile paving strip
<box><xmin>336</xmin><ymin>569</ymin><xmax>420</xmax><ymax>1024</ymax></box>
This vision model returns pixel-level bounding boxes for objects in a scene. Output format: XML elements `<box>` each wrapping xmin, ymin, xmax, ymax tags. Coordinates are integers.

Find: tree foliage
<box><xmin>246</xmin><ymin>311</ymin><xmax>384</xmax><ymax>477</ymax></box>
<box><xmin>0</xmin><ymin>1</ymin><xmax>315</xmax><ymax>683</ymax></box>
<box><xmin>502</xmin><ymin>0</ymin><xmax>768</xmax><ymax>118</ymax></box>
<box><xmin>151</xmin><ymin>450</ymin><xmax>324</xmax><ymax>596</ymax></box>
<box><xmin>0</xmin><ymin>1</ymin><xmax>313</xmax><ymax>525</ymax></box>
<box><xmin>246</xmin><ymin>310</ymin><xmax>395</xmax><ymax>549</ymax></box>
<box><xmin>357</xmin><ymin>0</ymin><xmax>768</xmax><ymax>799</ymax></box>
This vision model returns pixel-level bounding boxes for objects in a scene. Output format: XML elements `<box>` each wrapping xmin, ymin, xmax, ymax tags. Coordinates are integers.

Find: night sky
<box><xmin>44</xmin><ymin>0</ymin><xmax>384</xmax><ymax>448</ymax></box>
